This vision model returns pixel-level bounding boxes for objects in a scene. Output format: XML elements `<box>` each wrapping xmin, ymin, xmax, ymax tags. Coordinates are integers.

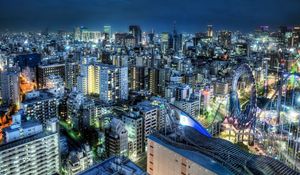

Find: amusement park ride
<box><xmin>228</xmin><ymin>64</ymin><xmax>257</xmax><ymax>144</ymax></box>
<box><xmin>158</xmin><ymin>72</ymin><xmax>299</xmax><ymax>174</ymax></box>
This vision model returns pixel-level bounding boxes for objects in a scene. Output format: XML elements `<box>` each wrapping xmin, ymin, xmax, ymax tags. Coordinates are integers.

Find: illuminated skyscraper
<box><xmin>103</xmin><ymin>25</ymin><xmax>112</xmax><ymax>39</ymax></box>
<box><xmin>65</xmin><ymin>61</ymin><xmax>80</xmax><ymax>90</ymax></box>
<box><xmin>207</xmin><ymin>25</ymin><xmax>213</xmax><ymax>37</ymax></box>
<box><xmin>130</xmin><ymin>66</ymin><xmax>145</xmax><ymax>91</ymax></box>
<box><xmin>74</xmin><ymin>26</ymin><xmax>101</xmax><ymax>43</ymax></box>
<box><xmin>77</xmin><ymin>63</ymin><xmax>128</xmax><ymax>103</ymax></box>
<box><xmin>148</xmin><ymin>68</ymin><xmax>159</xmax><ymax>95</ymax></box>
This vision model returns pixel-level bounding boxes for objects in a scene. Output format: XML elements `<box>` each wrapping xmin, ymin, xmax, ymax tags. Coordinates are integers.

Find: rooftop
<box><xmin>0</xmin><ymin>130</ymin><xmax>57</xmax><ymax>152</ymax></box>
<box><xmin>150</xmin><ymin>125</ymin><xmax>299</xmax><ymax>175</ymax></box>
<box><xmin>148</xmin><ymin>134</ymin><xmax>233</xmax><ymax>175</ymax></box>
<box><xmin>78</xmin><ymin>156</ymin><xmax>146</xmax><ymax>175</ymax></box>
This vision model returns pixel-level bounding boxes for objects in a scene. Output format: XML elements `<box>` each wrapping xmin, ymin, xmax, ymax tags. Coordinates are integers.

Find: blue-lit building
<box><xmin>147</xmin><ymin>105</ymin><xmax>299</xmax><ymax>175</ymax></box>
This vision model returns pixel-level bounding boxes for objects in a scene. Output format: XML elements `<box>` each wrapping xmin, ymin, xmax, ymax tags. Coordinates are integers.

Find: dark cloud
<box><xmin>0</xmin><ymin>0</ymin><xmax>299</xmax><ymax>32</ymax></box>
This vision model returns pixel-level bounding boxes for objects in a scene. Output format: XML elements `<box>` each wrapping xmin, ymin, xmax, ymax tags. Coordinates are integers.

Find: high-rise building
<box><xmin>214</xmin><ymin>81</ymin><xmax>229</xmax><ymax>96</ymax></box>
<box><xmin>158</xmin><ymin>68</ymin><xmax>171</xmax><ymax>96</ymax></box>
<box><xmin>0</xmin><ymin>66</ymin><xmax>20</xmax><ymax>106</ymax></box>
<box><xmin>207</xmin><ymin>25</ymin><xmax>213</xmax><ymax>37</ymax></box>
<box><xmin>105</xmin><ymin>118</ymin><xmax>128</xmax><ymax>157</ymax></box>
<box><xmin>165</xmin><ymin>84</ymin><xmax>192</xmax><ymax>102</ymax></box>
<box><xmin>130</xmin><ymin>66</ymin><xmax>145</xmax><ymax>91</ymax></box>
<box><xmin>21</xmin><ymin>90</ymin><xmax>59</xmax><ymax>125</ymax></box>
<box><xmin>129</xmin><ymin>25</ymin><xmax>142</xmax><ymax>45</ymax></box>
<box><xmin>291</xmin><ymin>26</ymin><xmax>300</xmax><ymax>47</ymax></box>
<box><xmin>81</xmin><ymin>30</ymin><xmax>102</xmax><ymax>43</ymax></box>
<box><xmin>74</xmin><ymin>27</ymin><xmax>81</xmax><ymax>41</ymax></box>
<box><xmin>65</xmin><ymin>62</ymin><xmax>80</xmax><ymax>90</ymax></box>
<box><xmin>218</xmin><ymin>31</ymin><xmax>232</xmax><ymax>48</ymax></box>
<box><xmin>103</xmin><ymin>25</ymin><xmax>112</xmax><ymax>41</ymax></box>
<box><xmin>122</xmin><ymin>111</ymin><xmax>144</xmax><ymax>160</ymax></box>
<box><xmin>148</xmin><ymin>68</ymin><xmax>159</xmax><ymax>95</ymax></box>
<box><xmin>37</xmin><ymin>63</ymin><xmax>65</xmax><ymax>89</ymax></box>
<box><xmin>77</xmin><ymin>63</ymin><xmax>128</xmax><ymax>103</ymax></box>
<box><xmin>66</xmin><ymin>144</ymin><xmax>93</xmax><ymax>175</ymax></box>
<box><xmin>174</xmin><ymin>97</ymin><xmax>200</xmax><ymax>118</ymax></box>
<box><xmin>135</xmin><ymin>102</ymin><xmax>158</xmax><ymax>143</ymax></box>
<box><xmin>66</xmin><ymin>90</ymin><xmax>98</xmax><ymax>131</ymax></box>
<box><xmin>0</xmin><ymin>119</ymin><xmax>60</xmax><ymax>175</ymax></box>
<box><xmin>112</xmin><ymin>55</ymin><xmax>128</xmax><ymax>67</ymax></box>
<box><xmin>74</xmin><ymin>26</ymin><xmax>101</xmax><ymax>43</ymax></box>
<box><xmin>139</xmin><ymin>97</ymin><xmax>167</xmax><ymax>131</ymax></box>
<box><xmin>161</xmin><ymin>32</ymin><xmax>173</xmax><ymax>53</ymax></box>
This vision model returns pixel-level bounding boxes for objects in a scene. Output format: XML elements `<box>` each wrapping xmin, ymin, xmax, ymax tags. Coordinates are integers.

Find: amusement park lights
<box><xmin>287</xmin><ymin>109</ymin><xmax>299</xmax><ymax>123</ymax></box>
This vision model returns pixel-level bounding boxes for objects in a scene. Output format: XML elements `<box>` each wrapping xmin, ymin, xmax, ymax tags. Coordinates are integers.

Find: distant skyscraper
<box><xmin>161</xmin><ymin>32</ymin><xmax>172</xmax><ymax>53</ymax></box>
<box><xmin>0</xmin><ymin>66</ymin><xmax>20</xmax><ymax>106</ymax></box>
<box><xmin>103</xmin><ymin>25</ymin><xmax>112</xmax><ymax>41</ymax></box>
<box><xmin>172</xmin><ymin>22</ymin><xmax>182</xmax><ymax>52</ymax></box>
<box><xmin>218</xmin><ymin>31</ymin><xmax>232</xmax><ymax>48</ymax></box>
<box><xmin>207</xmin><ymin>25</ymin><xmax>213</xmax><ymax>37</ymax></box>
<box><xmin>74</xmin><ymin>26</ymin><xmax>101</xmax><ymax>43</ymax></box>
<box><xmin>74</xmin><ymin>27</ymin><xmax>81</xmax><ymax>41</ymax></box>
<box><xmin>129</xmin><ymin>25</ymin><xmax>142</xmax><ymax>45</ymax></box>
<box><xmin>292</xmin><ymin>26</ymin><xmax>300</xmax><ymax>47</ymax></box>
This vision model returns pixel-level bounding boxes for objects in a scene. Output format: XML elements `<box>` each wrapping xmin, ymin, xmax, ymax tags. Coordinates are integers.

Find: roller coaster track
<box><xmin>229</xmin><ymin>64</ymin><xmax>257</xmax><ymax>129</ymax></box>
<box><xmin>257</xmin><ymin>72</ymin><xmax>300</xmax><ymax>122</ymax></box>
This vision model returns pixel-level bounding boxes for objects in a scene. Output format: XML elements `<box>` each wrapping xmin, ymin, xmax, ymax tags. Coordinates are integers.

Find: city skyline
<box><xmin>0</xmin><ymin>1</ymin><xmax>300</xmax><ymax>175</ymax></box>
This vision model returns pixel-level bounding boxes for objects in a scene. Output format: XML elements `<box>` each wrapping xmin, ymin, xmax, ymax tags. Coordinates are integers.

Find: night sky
<box><xmin>0</xmin><ymin>0</ymin><xmax>299</xmax><ymax>32</ymax></box>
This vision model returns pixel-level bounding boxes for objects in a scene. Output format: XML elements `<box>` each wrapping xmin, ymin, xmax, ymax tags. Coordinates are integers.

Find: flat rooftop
<box><xmin>148</xmin><ymin>134</ymin><xmax>233</xmax><ymax>175</ymax></box>
<box><xmin>78</xmin><ymin>156</ymin><xmax>146</xmax><ymax>175</ymax></box>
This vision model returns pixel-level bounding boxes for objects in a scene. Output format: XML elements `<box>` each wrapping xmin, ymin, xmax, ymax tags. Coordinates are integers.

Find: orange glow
<box><xmin>0</xmin><ymin>105</ymin><xmax>17</xmax><ymax>143</ymax></box>
<box><xmin>202</xmin><ymin>90</ymin><xmax>209</xmax><ymax>96</ymax></box>
<box><xmin>19</xmin><ymin>73</ymin><xmax>36</xmax><ymax>97</ymax></box>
